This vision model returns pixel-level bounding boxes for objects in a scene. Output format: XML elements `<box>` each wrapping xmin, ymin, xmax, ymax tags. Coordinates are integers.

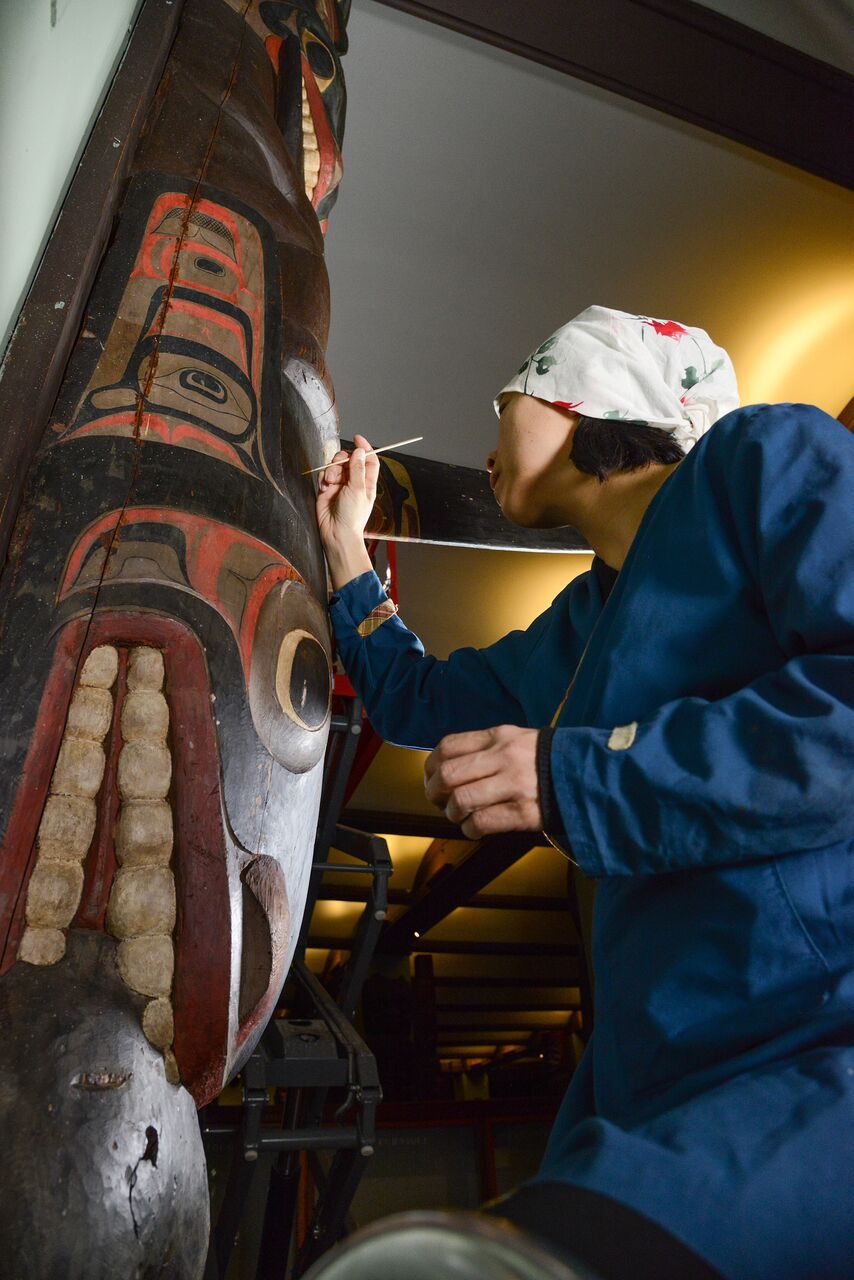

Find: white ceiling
<box><xmin>324</xmin><ymin>0</ymin><xmax>854</xmax><ymax>472</ymax></box>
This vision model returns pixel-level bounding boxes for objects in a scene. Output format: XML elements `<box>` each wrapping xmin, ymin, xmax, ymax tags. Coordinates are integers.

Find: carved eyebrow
<box><xmin>187</xmin><ymin>211</ymin><xmax>236</xmax><ymax>258</ymax></box>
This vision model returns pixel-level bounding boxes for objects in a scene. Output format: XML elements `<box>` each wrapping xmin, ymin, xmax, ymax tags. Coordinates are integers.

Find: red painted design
<box><xmin>553</xmin><ymin>400</ymin><xmax>584</xmax><ymax>411</ymax></box>
<box><xmin>60</xmin><ymin>192</ymin><xmax>265</xmax><ymax>469</ymax></box>
<box><xmin>64</xmin><ymin>412</ymin><xmax>246</xmax><ymax>467</ymax></box>
<box><xmin>132</xmin><ymin>196</ymin><xmax>265</xmax><ymax>383</ymax></box>
<box><xmin>643</xmin><ymin>319</ymin><xmax>688</xmax><ymax>341</ymax></box>
<box><xmin>150</xmin><ymin>614</ymin><xmax>231</xmax><ymax>1106</ymax></box>
<box><xmin>60</xmin><ymin>506</ymin><xmax>305</xmax><ymax>679</ymax></box>
<box><xmin>264</xmin><ymin>33</ymin><xmax>284</xmax><ymax>68</ymax></box>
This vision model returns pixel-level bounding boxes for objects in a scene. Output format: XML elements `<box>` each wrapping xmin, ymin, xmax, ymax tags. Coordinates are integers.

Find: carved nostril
<box><xmin>142</xmin><ymin>1125</ymin><xmax>159</xmax><ymax>1168</ymax></box>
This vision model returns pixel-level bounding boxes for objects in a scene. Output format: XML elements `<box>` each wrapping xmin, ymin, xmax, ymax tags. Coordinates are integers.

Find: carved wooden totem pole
<box><xmin>0</xmin><ymin>1</ymin><xmax>349</xmax><ymax>1274</ymax></box>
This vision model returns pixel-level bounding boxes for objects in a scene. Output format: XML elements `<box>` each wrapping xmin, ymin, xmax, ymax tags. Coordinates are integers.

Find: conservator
<box><xmin>317</xmin><ymin>307</ymin><xmax>854</xmax><ymax>1280</ymax></box>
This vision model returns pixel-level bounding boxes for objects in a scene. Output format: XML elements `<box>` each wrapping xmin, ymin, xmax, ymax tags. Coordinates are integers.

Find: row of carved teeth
<box><xmin>302</xmin><ymin>78</ymin><xmax>321</xmax><ymax>201</ymax></box>
<box><xmin>20</xmin><ymin>644</ymin><xmax>179</xmax><ymax>1085</ymax></box>
<box><xmin>20</xmin><ymin>644</ymin><xmax>118</xmax><ymax>964</ymax></box>
<box><xmin>105</xmin><ymin>646</ymin><xmax>179</xmax><ymax>1085</ymax></box>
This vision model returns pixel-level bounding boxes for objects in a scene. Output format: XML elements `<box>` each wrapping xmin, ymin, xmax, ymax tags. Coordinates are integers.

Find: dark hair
<box><xmin>570</xmin><ymin>415</ymin><xmax>685</xmax><ymax>481</ymax></box>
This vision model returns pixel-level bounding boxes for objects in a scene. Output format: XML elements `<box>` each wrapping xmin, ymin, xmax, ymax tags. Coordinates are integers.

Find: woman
<box><xmin>314</xmin><ymin>306</ymin><xmax>854</xmax><ymax>1280</ymax></box>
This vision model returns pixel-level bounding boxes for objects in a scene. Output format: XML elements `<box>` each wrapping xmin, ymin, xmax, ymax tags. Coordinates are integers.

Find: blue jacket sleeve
<box><xmin>329</xmin><ymin>569</ymin><xmax>557</xmax><ymax>749</ymax></box>
<box><xmin>552</xmin><ymin>405</ymin><xmax>854</xmax><ymax>876</ymax></box>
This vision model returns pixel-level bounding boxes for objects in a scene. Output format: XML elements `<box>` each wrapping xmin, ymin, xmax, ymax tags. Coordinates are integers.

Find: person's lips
<box><xmin>489</xmin><ymin>469</ymin><xmax>500</xmax><ymax>493</ymax></box>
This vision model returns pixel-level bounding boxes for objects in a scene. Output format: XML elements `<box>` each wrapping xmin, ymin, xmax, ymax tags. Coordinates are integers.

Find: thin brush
<box><xmin>302</xmin><ymin>436</ymin><xmax>424</xmax><ymax>475</ymax></box>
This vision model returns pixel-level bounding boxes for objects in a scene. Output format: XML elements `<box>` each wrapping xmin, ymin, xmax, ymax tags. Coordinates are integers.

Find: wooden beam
<box><xmin>464</xmin><ymin>893</ymin><xmax>569</xmax><ymax>913</ymax></box>
<box><xmin>410</xmin><ymin>838</ymin><xmax>470</xmax><ymax>898</ymax></box>
<box><xmin>412</xmin><ymin>953</ymin><xmax>438</xmax><ymax>1099</ymax></box>
<box><xmin>356</xmin><ymin>439</ymin><xmax>589</xmax><ymax>553</ymax></box>
<box><xmin>419</xmin><ymin>938</ymin><xmax>578</xmax><ymax>958</ymax></box>
<box><xmin>0</xmin><ymin>0</ymin><xmax>184</xmax><ymax>562</ymax></box>
<box><xmin>306</xmin><ymin>934</ymin><xmax>579</xmax><ymax>958</ymax></box>
<box><xmin>372</xmin><ymin>0</ymin><xmax>854</xmax><ymax>189</ymax></box>
<box><xmin>437</xmin><ymin>1002</ymin><xmax>580</xmax><ymax>1014</ymax></box>
<box><xmin>341</xmin><ymin>808</ymin><xmax>464</xmax><ymax>838</ymax></box>
<box><xmin>375</xmin><ymin>1096</ymin><xmax>560</xmax><ymax>1122</ymax></box>
<box><xmin>434</xmin><ymin>975</ymin><xmax>578</xmax><ymax>989</ymax></box>
<box><xmin>376</xmin><ymin>832</ymin><xmax>539</xmax><ymax>953</ymax></box>
<box><xmin>437</xmin><ymin>1025</ymin><xmax>564</xmax><ymax>1036</ymax></box>
<box><xmin>316</xmin><ymin>884</ymin><xmax>409</xmax><ymax>906</ymax></box>
<box><xmin>438</xmin><ymin>1044</ymin><xmax>538</xmax><ymax>1052</ymax></box>
<box><xmin>316</xmin><ymin>885</ymin><xmax>569</xmax><ymax>912</ymax></box>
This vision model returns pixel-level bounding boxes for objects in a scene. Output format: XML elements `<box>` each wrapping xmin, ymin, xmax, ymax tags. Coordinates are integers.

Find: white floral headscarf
<box><xmin>495</xmin><ymin>306</ymin><xmax>739</xmax><ymax>453</ymax></box>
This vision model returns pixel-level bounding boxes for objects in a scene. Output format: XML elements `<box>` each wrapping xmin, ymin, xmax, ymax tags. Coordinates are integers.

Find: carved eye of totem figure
<box><xmin>0</xmin><ymin>1</ymin><xmax>349</xmax><ymax>1274</ymax></box>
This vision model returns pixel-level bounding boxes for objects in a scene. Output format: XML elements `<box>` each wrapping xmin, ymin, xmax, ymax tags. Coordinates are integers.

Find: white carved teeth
<box><xmin>117</xmin><ymin>741</ymin><xmax>172</xmax><ymax>801</ymax></box>
<box><xmin>50</xmin><ymin>737</ymin><xmax>106</xmax><ymax>799</ymax></box>
<box><xmin>80</xmin><ymin>644</ymin><xmax>119</xmax><ymax>689</ymax></box>
<box><xmin>301</xmin><ymin>77</ymin><xmax>320</xmax><ymax>200</ymax></box>
<box><xmin>24</xmin><ymin>861</ymin><xmax>85</xmax><ymax>930</ymax></box>
<box><xmin>18</xmin><ymin>927</ymin><xmax>66</xmax><ymax>966</ymax></box>
<box><xmin>21</xmin><ymin>645</ymin><xmax>118</xmax><ymax>967</ymax></box>
<box><xmin>106</xmin><ymin>646</ymin><xmax>179</xmax><ymax>1083</ymax></box>
<box><xmin>117</xmin><ymin>935</ymin><xmax>174</xmax><ymax>998</ymax></box>
<box><xmin>107</xmin><ymin>866</ymin><xmax>176</xmax><ymax>938</ymax></box>
<box><xmin>20</xmin><ymin>640</ymin><xmax>180</xmax><ymax>1083</ymax></box>
<box><xmin>122</xmin><ymin>688</ymin><xmax>169</xmax><ymax>741</ymax></box>
<box><xmin>66</xmin><ymin>686</ymin><xmax>113</xmax><ymax>741</ymax></box>
<box><xmin>116</xmin><ymin>801</ymin><xmax>173</xmax><ymax>867</ymax></box>
<box><xmin>143</xmin><ymin>1001</ymin><xmax>181</xmax><ymax>1085</ymax></box>
<box><xmin>37</xmin><ymin>794</ymin><xmax>96</xmax><ymax>862</ymax></box>
<box><xmin>127</xmin><ymin>645</ymin><xmax>164</xmax><ymax>691</ymax></box>
<box><xmin>142</xmin><ymin>996</ymin><xmax>174</xmax><ymax>1049</ymax></box>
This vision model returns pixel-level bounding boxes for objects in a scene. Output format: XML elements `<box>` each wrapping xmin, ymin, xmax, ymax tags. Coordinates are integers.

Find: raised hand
<box><xmin>315</xmin><ymin>433</ymin><xmax>380</xmax><ymax>588</ymax></box>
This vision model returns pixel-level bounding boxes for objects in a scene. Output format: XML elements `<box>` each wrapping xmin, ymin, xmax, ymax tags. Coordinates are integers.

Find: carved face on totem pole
<box><xmin>0</xmin><ymin>1</ymin><xmax>349</xmax><ymax>1274</ymax></box>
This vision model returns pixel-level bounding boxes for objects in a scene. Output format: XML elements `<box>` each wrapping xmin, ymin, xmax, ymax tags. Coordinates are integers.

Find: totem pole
<box><xmin>0</xmin><ymin>1</ymin><xmax>349</xmax><ymax>1274</ymax></box>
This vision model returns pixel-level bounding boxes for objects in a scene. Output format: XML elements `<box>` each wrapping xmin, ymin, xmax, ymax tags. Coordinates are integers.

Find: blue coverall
<box><xmin>330</xmin><ymin>404</ymin><xmax>854</xmax><ymax>1280</ymax></box>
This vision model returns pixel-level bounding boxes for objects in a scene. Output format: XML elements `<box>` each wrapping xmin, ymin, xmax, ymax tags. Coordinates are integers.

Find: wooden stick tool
<box><xmin>302</xmin><ymin>436</ymin><xmax>424</xmax><ymax>475</ymax></box>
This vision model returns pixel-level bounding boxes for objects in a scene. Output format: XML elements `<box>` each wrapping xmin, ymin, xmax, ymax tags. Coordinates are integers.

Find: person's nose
<box><xmin>486</xmin><ymin>451</ymin><xmax>496</xmax><ymax>472</ymax></box>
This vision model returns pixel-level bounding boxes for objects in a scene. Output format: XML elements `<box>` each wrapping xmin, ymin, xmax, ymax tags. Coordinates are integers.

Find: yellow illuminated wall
<box><xmin>654</xmin><ymin>170</ymin><xmax>854</xmax><ymax>416</ymax></box>
<box><xmin>349</xmin><ymin>545</ymin><xmax>592</xmax><ymax>814</ymax></box>
<box><xmin>730</xmin><ymin>269</ymin><xmax>854</xmax><ymax>413</ymax></box>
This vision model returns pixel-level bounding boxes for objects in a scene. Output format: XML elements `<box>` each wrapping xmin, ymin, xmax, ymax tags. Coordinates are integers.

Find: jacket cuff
<box><xmin>329</xmin><ymin>570</ymin><xmax>391</xmax><ymax>637</ymax></box>
<box><xmin>537</xmin><ymin>728</ymin><xmax>563</xmax><ymax>837</ymax></box>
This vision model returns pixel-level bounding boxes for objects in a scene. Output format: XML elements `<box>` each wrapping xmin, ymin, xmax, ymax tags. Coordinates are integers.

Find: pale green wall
<box><xmin>0</xmin><ymin>0</ymin><xmax>144</xmax><ymax>358</ymax></box>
